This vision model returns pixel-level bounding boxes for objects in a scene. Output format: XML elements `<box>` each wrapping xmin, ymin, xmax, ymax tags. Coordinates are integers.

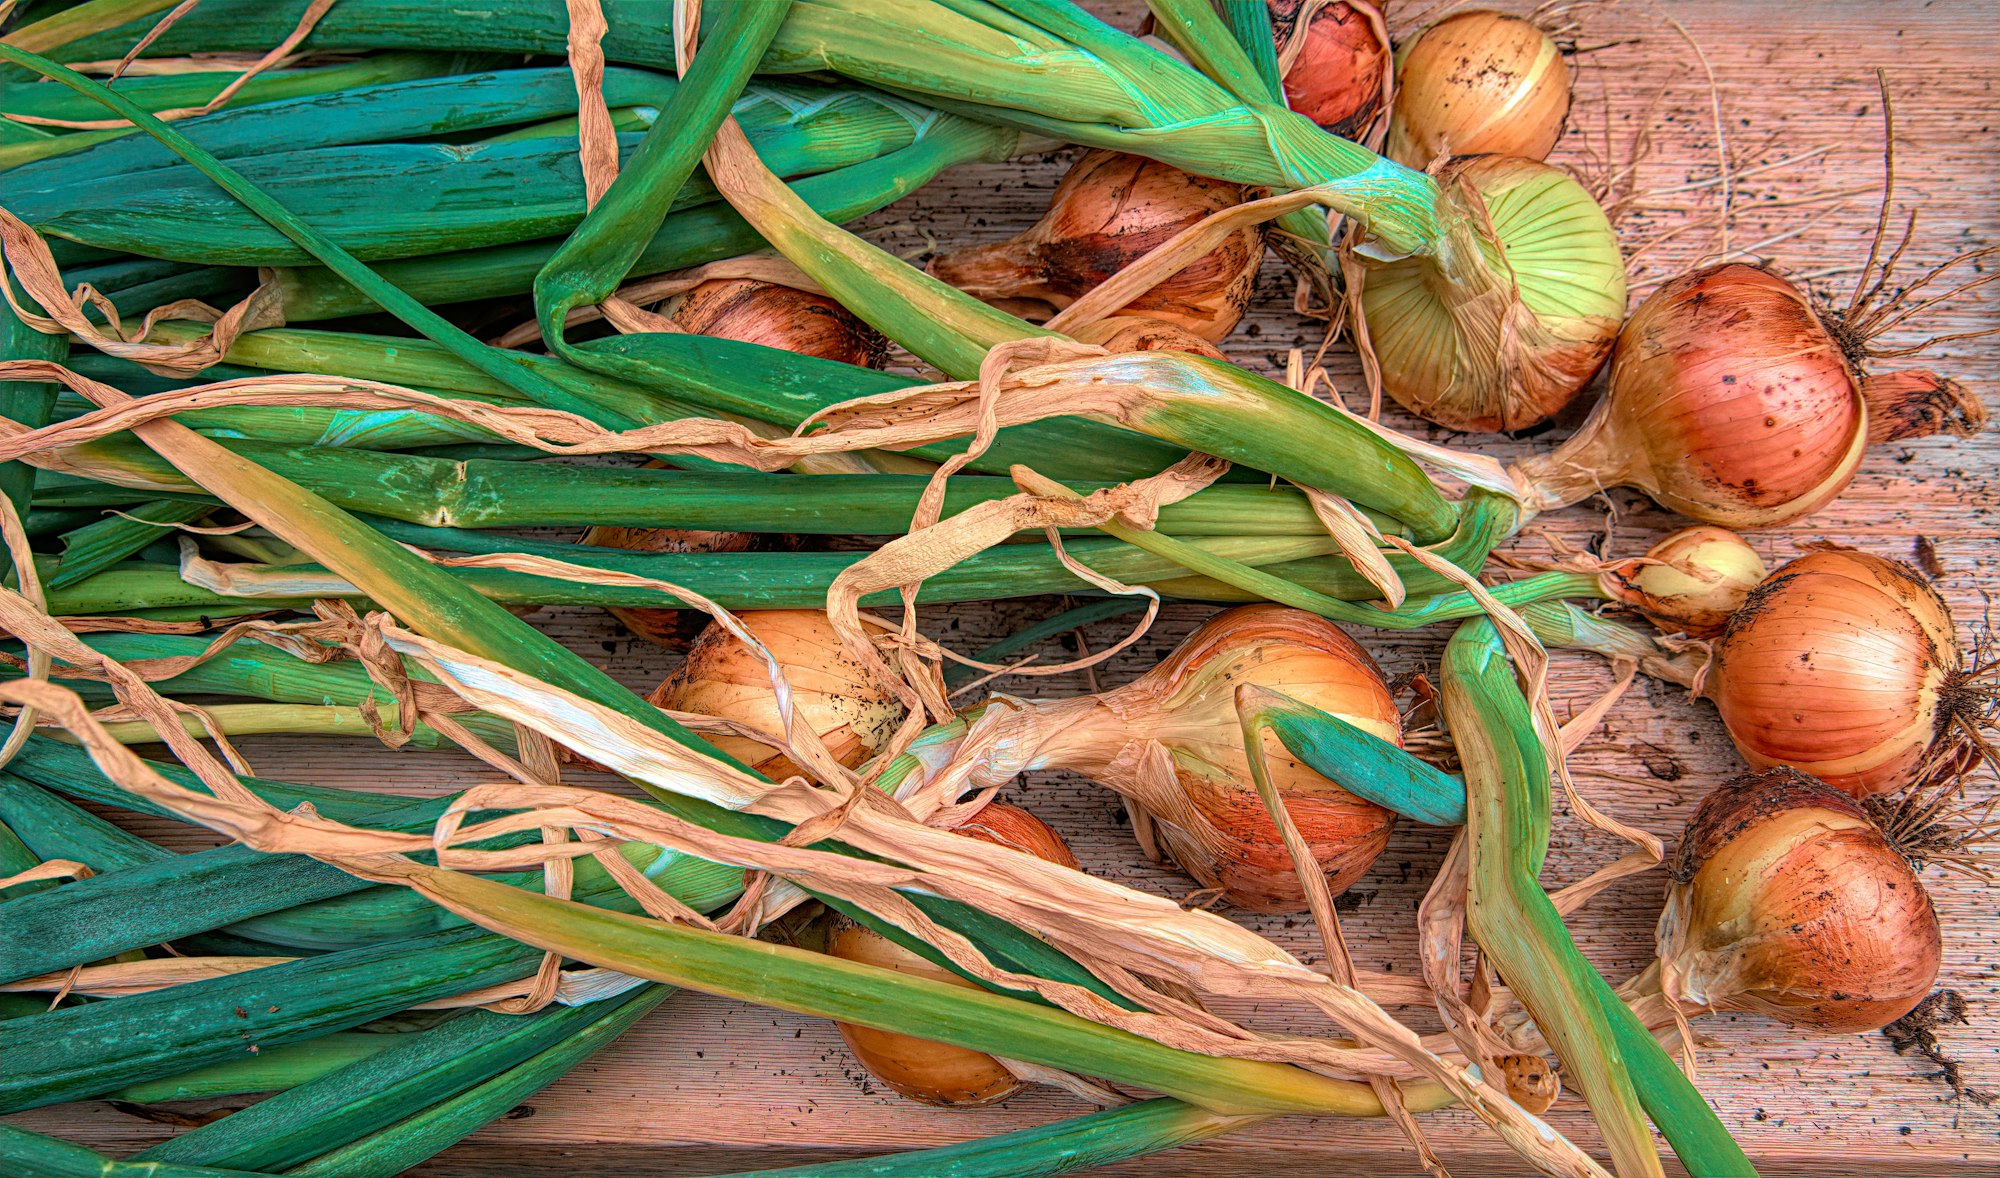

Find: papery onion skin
<box><xmin>927</xmin><ymin>149</ymin><xmax>1264</xmax><ymax>343</ymax></box>
<box><xmin>1386</xmin><ymin>10</ymin><xmax>1570</xmax><ymax>168</ymax></box>
<box><xmin>1270</xmin><ymin>0</ymin><xmax>1390</xmax><ymax>139</ymax></box>
<box><xmin>651</xmin><ymin>610</ymin><xmax>908</xmax><ymax>782</ymax></box>
<box><xmin>673</xmin><ymin>277</ymin><xmax>889</xmax><ymax>369</ymax></box>
<box><xmin>1658</xmin><ymin>767</ymin><xmax>1941</xmax><ymax>1033</ymax></box>
<box><xmin>1602</xmin><ymin>526</ymin><xmax>1767</xmax><ymax>638</ymax></box>
<box><xmin>1859</xmin><ymin>368</ymin><xmax>1989</xmax><ymax>445</ymax></box>
<box><xmin>1033</xmin><ymin>604</ymin><xmax>1398</xmax><ymax>913</ymax></box>
<box><xmin>1513</xmin><ymin>264</ymin><xmax>1866</xmax><ymax>527</ymax></box>
<box><xmin>829</xmin><ymin>803</ymin><xmax>1076</xmax><ymax>1107</ymax></box>
<box><xmin>1359</xmin><ymin>155</ymin><xmax>1625</xmax><ymax>432</ymax></box>
<box><xmin>1069</xmin><ymin>314</ymin><xmax>1228</xmax><ymax>359</ymax></box>
<box><xmin>1705</xmin><ymin>548</ymin><xmax>1966</xmax><ymax>798</ymax></box>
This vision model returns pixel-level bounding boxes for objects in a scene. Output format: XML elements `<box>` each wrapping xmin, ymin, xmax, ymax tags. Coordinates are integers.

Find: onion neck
<box><xmin>1507</xmin><ymin>399</ymin><xmax>1636</xmax><ymax>521</ymax></box>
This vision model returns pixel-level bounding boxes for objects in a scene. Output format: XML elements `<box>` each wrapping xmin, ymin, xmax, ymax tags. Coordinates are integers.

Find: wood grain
<box><xmin>6</xmin><ymin>0</ymin><xmax>1997</xmax><ymax>1173</ymax></box>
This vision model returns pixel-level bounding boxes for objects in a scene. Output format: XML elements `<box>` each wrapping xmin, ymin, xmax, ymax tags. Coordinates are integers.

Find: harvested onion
<box><xmin>1386</xmin><ymin>10</ymin><xmax>1570</xmax><ymax>167</ymax></box>
<box><xmin>1704</xmin><ymin>548</ymin><xmax>1975</xmax><ymax>798</ymax></box>
<box><xmin>672</xmin><ymin>277</ymin><xmax>889</xmax><ymax>369</ymax></box>
<box><xmin>1600</xmin><ymin>526</ymin><xmax>1767</xmax><ymax>639</ymax></box>
<box><xmin>1511</xmin><ymin>264</ymin><xmax>1983</xmax><ymax>527</ymax></box>
<box><xmin>1023</xmin><ymin>604</ymin><xmax>1398</xmax><ymax>913</ymax></box>
<box><xmin>1656</xmin><ymin>767</ymin><xmax>1941</xmax><ymax>1033</ymax></box>
<box><xmin>828</xmin><ymin>802</ymin><xmax>1077</xmax><ymax>1107</ymax></box>
<box><xmin>927</xmin><ymin>149</ymin><xmax>1264</xmax><ymax>343</ymax></box>
<box><xmin>1358</xmin><ymin>154</ymin><xmax>1625</xmax><ymax>432</ymax></box>
<box><xmin>1269</xmin><ymin>0</ymin><xmax>1391</xmax><ymax>139</ymax></box>
<box><xmin>650</xmin><ymin>610</ymin><xmax>908</xmax><ymax>781</ymax></box>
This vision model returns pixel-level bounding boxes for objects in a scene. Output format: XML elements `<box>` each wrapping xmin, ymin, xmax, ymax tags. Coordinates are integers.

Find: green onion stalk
<box><xmin>1441</xmin><ymin>618</ymin><xmax>1757</xmax><ymax>1178</ymax></box>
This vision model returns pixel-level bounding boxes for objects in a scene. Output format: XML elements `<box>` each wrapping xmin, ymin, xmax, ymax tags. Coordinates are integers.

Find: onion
<box><xmin>1510</xmin><ymin>264</ymin><xmax>1984</xmax><ymax>527</ymax></box>
<box><xmin>1358</xmin><ymin>154</ymin><xmax>1625</xmax><ymax>432</ymax></box>
<box><xmin>927</xmin><ymin>149</ymin><xmax>1265</xmax><ymax>343</ymax></box>
<box><xmin>1269</xmin><ymin>0</ymin><xmax>1391</xmax><ymax>140</ymax></box>
<box><xmin>1386</xmin><ymin>10</ymin><xmax>1571</xmax><ymax>167</ymax></box>
<box><xmin>1703</xmin><ymin>548</ymin><xmax>1976</xmax><ymax>798</ymax></box>
<box><xmin>1068</xmin><ymin>314</ymin><xmax>1227</xmax><ymax>359</ymax></box>
<box><xmin>1026</xmin><ymin>604</ymin><xmax>1398</xmax><ymax>913</ymax></box>
<box><xmin>650</xmin><ymin>610</ymin><xmax>908</xmax><ymax>781</ymax></box>
<box><xmin>1656</xmin><ymin>767</ymin><xmax>1941</xmax><ymax>1033</ymax></box>
<box><xmin>672</xmin><ymin>277</ymin><xmax>889</xmax><ymax>369</ymax></box>
<box><xmin>1601</xmin><ymin>526</ymin><xmax>1767</xmax><ymax>639</ymax></box>
<box><xmin>828</xmin><ymin>802</ymin><xmax>1077</xmax><ymax>1106</ymax></box>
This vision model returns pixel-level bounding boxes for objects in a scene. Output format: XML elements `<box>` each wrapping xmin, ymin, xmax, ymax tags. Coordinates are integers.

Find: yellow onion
<box><xmin>1386</xmin><ymin>10</ymin><xmax>1571</xmax><ymax>167</ymax></box>
<box><xmin>584</xmin><ymin>508</ymin><xmax>793</xmax><ymax>650</ymax></box>
<box><xmin>672</xmin><ymin>277</ymin><xmax>888</xmax><ymax>369</ymax></box>
<box><xmin>1511</xmin><ymin>266</ymin><xmax>1986</xmax><ymax>526</ymax></box>
<box><xmin>1269</xmin><ymin>0</ymin><xmax>1391</xmax><ymax>139</ymax></box>
<box><xmin>1068</xmin><ymin>314</ymin><xmax>1227</xmax><ymax>359</ymax></box>
<box><xmin>1656</xmin><ymin>767</ymin><xmax>1941</xmax><ymax>1033</ymax></box>
<box><xmin>649</xmin><ymin>610</ymin><xmax>907</xmax><ymax>781</ymax></box>
<box><xmin>1600</xmin><ymin>526</ymin><xmax>1767</xmax><ymax>639</ymax></box>
<box><xmin>1704</xmin><ymin>548</ymin><xmax>1974</xmax><ymax>798</ymax></box>
<box><xmin>1025</xmin><ymin>604</ymin><xmax>1398</xmax><ymax>913</ymax></box>
<box><xmin>927</xmin><ymin>149</ymin><xmax>1264</xmax><ymax>343</ymax></box>
<box><xmin>1358</xmin><ymin>154</ymin><xmax>1625</xmax><ymax>432</ymax></box>
<box><xmin>828</xmin><ymin>802</ymin><xmax>1078</xmax><ymax>1106</ymax></box>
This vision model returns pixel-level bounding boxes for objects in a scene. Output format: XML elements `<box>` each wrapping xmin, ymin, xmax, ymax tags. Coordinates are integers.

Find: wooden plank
<box><xmin>6</xmin><ymin>0</ymin><xmax>1996</xmax><ymax>1173</ymax></box>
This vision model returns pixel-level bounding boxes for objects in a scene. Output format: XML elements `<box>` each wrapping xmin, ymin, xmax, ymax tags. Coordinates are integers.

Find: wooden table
<box><xmin>10</xmin><ymin>0</ymin><xmax>1998</xmax><ymax>1173</ymax></box>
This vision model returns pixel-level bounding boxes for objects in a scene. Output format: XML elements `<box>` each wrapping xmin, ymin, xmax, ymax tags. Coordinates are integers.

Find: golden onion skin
<box><xmin>1602</xmin><ymin>526</ymin><xmax>1767</xmax><ymax>638</ymax></box>
<box><xmin>1360</xmin><ymin>155</ymin><xmax>1625</xmax><ymax>432</ymax></box>
<box><xmin>1036</xmin><ymin>605</ymin><xmax>1399</xmax><ymax>913</ymax></box>
<box><xmin>1271</xmin><ymin>0</ymin><xmax>1390</xmax><ymax>139</ymax></box>
<box><xmin>1658</xmin><ymin>767</ymin><xmax>1941</xmax><ymax>1034</ymax></box>
<box><xmin>651</xmin><ymin>610</ymin><xmax>907</xmax><ymax>782</ymax></box>
<box><xmin>829</xmin><ymin>804</ymin><xmax>1076</xmax><ymax>1107</ymax></box>
<box><xmin>1706</xmin><ymin>549</ymin><xmax>1963</xmax><ymax>797</ymax></box>
<box><xmin>673</xmin><ymin>277</ymin><xmax>889</xmax><ymax>369</ymax></box>
<box><xmin>1386</xmin><ymin>10</ymin><xmax>1571</xmax><ymax>167</ymax></box>
<box><xmin>927</xmin><ymin>149</ymin><xmax>1264</xmax><ymax>342</ymax></box>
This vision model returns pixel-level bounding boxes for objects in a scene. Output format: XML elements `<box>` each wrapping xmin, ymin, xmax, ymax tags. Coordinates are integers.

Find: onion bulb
<box><xmin>1704</xmin><ymin>548</ymin><xmax>1976</xmax><ymax>798</ymax></box>
<box><xmin>1511</xmin><ymin>264</ymin><xmax>1984</xmax><ymax>528</ymax></box>
<box><xmin>650</xmin><ymin>610</ymin><xmax>908</xmax><ymax>781</ymax></box>
<box><xmin>1656</xmin><ymin>767</ymin><xmax>1941</xmax><ymax>1033</ymax></box>
<box><xmin>1269</xmin><ymin>0</ymin><xmax>1391</xmax><ymax>139</ymax></box>
<box><xmin>1023</xmin><ymin>604</ymin><xmax>1398</xmax><ymax>913</ymax></box>
<box><xmin>672</xmin><ymin>277</ymin><xmax>888</xmax><ymax>369</ymax></box>
<box><xmin>1069</xmin><ymin>314</ymin><xmax>1227</xmax><ymax>359</ymax></box>
<box><xmin>828</xmin><ymin>802</ymin><xmax>1078</xmax><ymax>1106</ymax></box>
<box><xmin>927</xmin><ymin>149</ymin><xmax>1265</xmax><ymax>343</ymax></box>
<box><xmin>1600</xmin><ymin>526</ymin><xmax>1767</xmax><ymax>639</ymax></box>
<box><xmin>1358</xmin><ymin>154</ymin><xmax>1625</xmax><ymax>432</ymax></box>
<box><xmin>1386</xmin><ymin>10</ymin><xmax>1571</xmax><ymax>167</ymax></box>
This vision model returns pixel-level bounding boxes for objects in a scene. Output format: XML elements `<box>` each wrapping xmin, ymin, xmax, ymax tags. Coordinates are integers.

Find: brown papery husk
<box><xmin>1271</xmin><ymin>0</ymin><xmax>1391</xmax><ymax>140</ymax></box>
<box><xmin>672</xmin><ymin>277</ymin><xmax>890</xmax><ymax>370</ymax></box>
<box><xmin>1068</xmin><ymin>315</ymin><xmax>1227</xmax><ymax>360</ymax></box>
<box><xmin>1703</xmin><ymin>547</ymin><xmax>1972</xmax><ymax>798</ymax></box>
<box><xmin>1385</xmin><ymin>9</ymin><xmax>1571</xmax><ymax>168</ymax></box>
<box><xmin>1656</xmin><ymin>767</ymin><xmax>1942</xmax><ymax>1033</ymax></box>
<box><xmin>926</xmin><ymin>149</ymin><xmax>1265</xmax><ymax>343</ymax></box>
<box><xmin>1858</xmin><ymin>368</ymin><xmax>1989</xmax><ymax>445</ymax></box>
<box><xmin>1357</xmin><ymin>155</ymin><xmax>1625</xmax><ymax>433</ymax></box>
<box><xmin>1511</xmin><ymin>264</ymin><xmax>1868</xmax><ymax>527</ymax></box>
<box><xmin>828</xmin><ymin>801</ymin><xmax>1079</xmax><ymax>1107</ymax></box>
<box><xmin>648</xmin><ymin>609</ymin><xmax>908</xmax><ymax>782</ymax></box>
<box><xmin>1018</xmin><ymin>605</ymin><xmax>1398</xmax><ymax>914</ymax></box>
<box><xmin>1599</xmin><ymin>525</ymin><xmax>1767</xmax><ymax>639</ymax></box>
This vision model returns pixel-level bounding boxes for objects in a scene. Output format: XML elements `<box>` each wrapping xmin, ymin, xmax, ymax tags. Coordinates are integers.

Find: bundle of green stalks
<box><xmin>0</xmin><ymin>2</ymin><xmax>1791</xmax><ymax>1175</ymax></box>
